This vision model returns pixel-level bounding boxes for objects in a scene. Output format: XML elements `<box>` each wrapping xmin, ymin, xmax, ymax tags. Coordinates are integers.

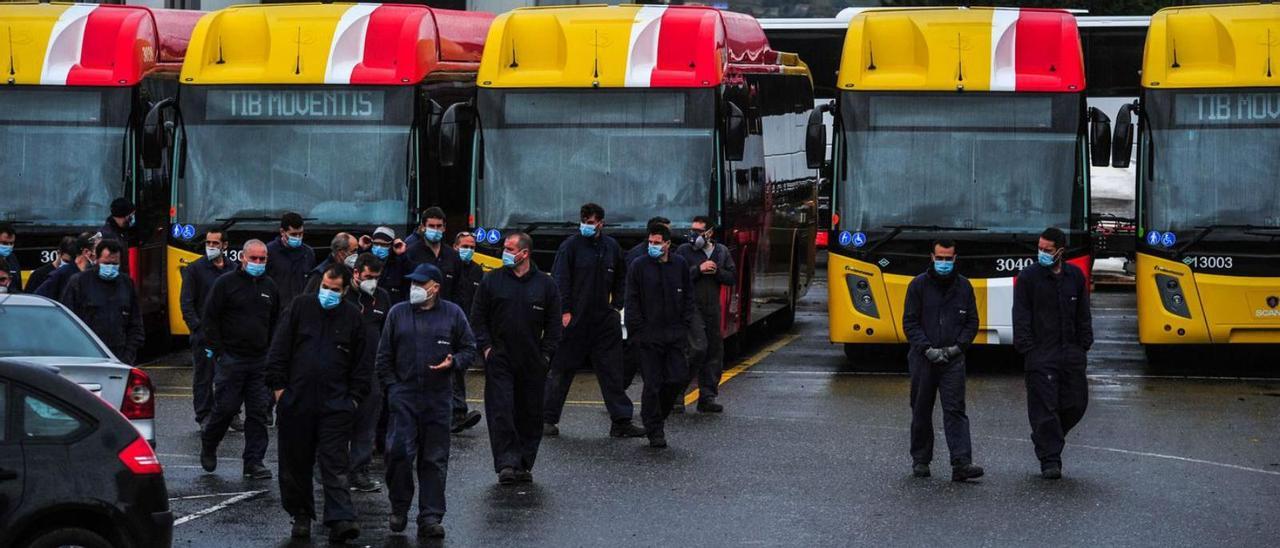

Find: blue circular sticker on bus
<box><xmin>171</xmin><ymin>224</ymin><xmax>183</xmax><ymax>239</ymax></box>
<box><xmin>838</xmin><ymin>231</ymin><xmax>853</xmax><ymax>247</ymax></box>
<box><xmin>487</xmin><ymin>229</ymin><xmax>502</xmax><ymax>245</ymax></box>
<box><xmin>1146</xmin><ymin>231</ymin><xmax>1162</xmax><ymax>246</ymax></box>
<box><xmin>852</xmin><ymin>232</ymin><xmax>867</xmax><ymax>248</ymax></box>
<box><xmin>181</xmin><ymin>224</ymin><xmax>196</xmax><ymax>241</ymax></box>
<box><xmin>1160</xmin><ymin>231</ymin><xmax>1177</xmax><ymax>248</ymax></box>
<box><xmin>474</xmin><ymin>228</ymin><xmax>487</xmax><ymax>242</ymax></box>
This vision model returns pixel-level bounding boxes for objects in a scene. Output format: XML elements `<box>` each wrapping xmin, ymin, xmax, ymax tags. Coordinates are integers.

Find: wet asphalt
<box><xmin>143</xmin><ymin>259</ymin><xmax>1280</xmax><ymax>547</ymax></box>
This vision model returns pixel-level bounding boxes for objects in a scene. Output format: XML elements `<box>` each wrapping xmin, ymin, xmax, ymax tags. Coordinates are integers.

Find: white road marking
<box><xmin>173</xmin><ymin>490</ymin><xmax>266</xmax><ymax>526</ymax></box>
<box><xmin>170</xmin><ymin>491</ymin><xmax>265</xmax><ymax>501</ymax></box>
<box><xmin>743</xmin><ymin>370</ymin><xmax>1280</xmax><ymax>382</ymax></box>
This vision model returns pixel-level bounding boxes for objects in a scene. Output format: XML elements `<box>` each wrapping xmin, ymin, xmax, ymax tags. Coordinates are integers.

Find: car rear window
<box><xmin>0</xmin><ymin>305</ymin><xmax>109</xmax><ymax>359</ymax></box>
<box><xmin>23</xmin><ymin>392</ymin><xmax>86</xmax><ymax>440</ymax></box>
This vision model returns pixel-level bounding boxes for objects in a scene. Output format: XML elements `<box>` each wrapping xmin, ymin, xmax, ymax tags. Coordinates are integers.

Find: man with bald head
<box><xmin>200</xmin><ymin>239</ymin><xmax>282</xmax><ymax>481</ymax></box>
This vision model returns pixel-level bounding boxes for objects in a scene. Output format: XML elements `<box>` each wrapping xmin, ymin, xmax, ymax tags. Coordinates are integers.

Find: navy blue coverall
<box><xmin>470</xmin><ymin>264</ymin><xmax>562</xmax><ymax>473</ymax></box>
<box><xmin>451</xmin><ymin>260</ymin><xmax>485</xmax><ymax>418</ymax></box>
<box><xmin>376</xmin><ymin>299</ymin><xmax>476</xmax><ymax>525</ymax></box>
<box><xmin>624</xmin><ymin>253</ymin><xmax>695</xmax><ymax>435</ymax></box>
<box><xmin>266</xmin><ymin>237</ymin><xmax>316</xmax><ymax>312</ymax></box>
<box><xmin>180</xmin><ymin>255</ymin><xmax>238</xmax><ymax>424</ymax></box>
<box><xmin>267</xmin><ymin>293</ymin><xmax>369</xmax><ymax>526</ymax></box>
<box><xmin>1013</xmin><ymin>262</ymin><xmax>1093</xmax><ymax>469</ymax></box>
<box><xmin>3</xmin><ymin>253</ymin><xmax>21</xmax><ymax>294</ymax></box>
<box><xmin>901</xmin><ymin>269</ymin><xmax>980</xmax><ymax>466</ymax></box>
<box><xmin>544</xmin><ymin>233</ymin><xmax>634</xmax><ymax>426</ymax></box>
<box><xmin>403</xmin><ymin>233</ymin><xmax>462</xmax><ymax>300</ymax></box>
<box><xmin>346</xmin><ymin>285</ymin><xmax>390</xmax><ymax>476</ymax></box>
<box><xmin>200</xmin><ymin>269</ymin><xmax>281</xmax><ymax>467</ymax></box>
<box><xmin>674</xmin><ymin>242</ymin><xmax>736</xmax><ymax>403</ymax></box>
<box><xmin>34</xmin><ymin>262</ymin><xmax>79</xmax><ymax>300</ymax></box>
<box><xmin>60</xmin><ymin>267</ymin><xmax>146</xmax><ymax>365</ymax></box>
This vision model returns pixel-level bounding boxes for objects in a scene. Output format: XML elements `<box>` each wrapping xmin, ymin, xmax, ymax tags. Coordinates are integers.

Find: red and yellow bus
<box><xmin>447</xmin><ymin>4</ymin><xmax>823</xmax><ymax>342</ymax></box>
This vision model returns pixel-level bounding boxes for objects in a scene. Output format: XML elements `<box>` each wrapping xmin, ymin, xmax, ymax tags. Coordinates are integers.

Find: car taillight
<box><xmin>121</xmin><ymin>367</ymin><xmax>154</xmax><ymax>420</ymax></box>
<box><xmin>118</xmin><ymin>436</ymin><xmax>163</xmax><ymax>475</ymax></box>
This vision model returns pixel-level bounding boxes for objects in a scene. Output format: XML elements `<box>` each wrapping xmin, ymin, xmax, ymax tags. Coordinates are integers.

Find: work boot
<box><xmin>648</xmin><ymin>430</ymin><xmax>668</xmax><ymax>449</ymax></box>
<box><xmin>951</xmin><ymin>463</ymin><xmax>985</xmax><ymax>482</ymax></box>
<box><xmin>327</xmin><ymin>520</ymin><xmax>359</xmax><ymax>543</ymax></box>
<box><xmin>388</xmin><ymin>514</ymin><xmax>408</xmax><ymax>533</ymax></box>
<box><xmin>697</xmin><ymin>398</ymin><xmax>724</xmax><ymax>413</ymax></box>
<box><xmin>912</xmin><ymin>463</ymin><xmax>930</xmax><ymax>478</ymax></box>
<box><xmin>671</xmin><ymin>403</ymin><xmax>685</xmax><ymax>414</ymax></box>
<box><xmin>1041</xmin><ymin>465</ymin><xmax>1063</xmax><ymax>480</ymax></box>
<box><xmin>228</xmin><ymin>414</ymin><xmax>244</xmax><ymax>432</ymax></box>
<box><xmin>516</xmin><ymin>469</ymin><xmax>533</xmax><ymax>483</ymax></box>
<box><xmin>200</xmin><ymin>445</ymin><xmax>217</xmax><ymax>473</ymax></box>
<box><xmin>418</xmin><ymin>518</ymin><xmax>445</xmax><ymax>539</ymax></box>
<box><xmin>348</xmin><ymin>471</ymin><xmax>381</xmax><ymax>492</ymax></box>
<box><xmin>290</xmin><ymin>516</ymin><xmax>311</xmax><ymax>538</ymax></box>
<box><xmin>242</xmin><ymin>462</ymin><xmax>272</xmax><ymax>480</ymax></box>
<box><xmin>610</xmin><ymin>420</ymin><xmax>646</xmax><ymax>438</ymax></box>
<box><xmin>451</xmin><ymin>410</ymin><xmax>482</xmax><ymax>433</ymax></box>
<box><xmin>543</xmin><ymin>423</ymin><xmax>560</xmax><ymax>437</ymax></box>
<box><xmin>498</xmin><ymin>467</ymin><xmax>518</xmax><ymax>486</ymax></box>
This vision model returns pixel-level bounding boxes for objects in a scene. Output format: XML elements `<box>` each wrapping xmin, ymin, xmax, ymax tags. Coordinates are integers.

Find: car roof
<box><xmin>0</xmin><ymin>358</ymin><xmax>119</xmax><ymax>423</ymax></box>
<box><xmin>0</xmin><ymin>293</ymin><xmax>60</xmax><ymax>307</ymax></box>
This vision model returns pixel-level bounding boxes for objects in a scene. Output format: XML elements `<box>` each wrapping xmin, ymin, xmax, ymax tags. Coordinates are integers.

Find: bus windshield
<box><xmin>476</xmin><ymin>89</ymin><xmax>716</xmax><ymax>229</ymax></box>
<box><xmin>176</xmin><ymin>86</ymin><xmax>414</xmax><ymax>227</ymax></box>
<box><xmin>0</xmin><ymin>87</ymin><xmax>130</xmax><ymax>227</ymax></box>
<box><xmin>1144</xmin><ymin>89</ymin><xmax>1280</xmax><ymax>231</ymax></box>
<box><xmin>838</xmin><ymin>92</ymin><xmax>1082</xmax><ymax>234</ymax></box>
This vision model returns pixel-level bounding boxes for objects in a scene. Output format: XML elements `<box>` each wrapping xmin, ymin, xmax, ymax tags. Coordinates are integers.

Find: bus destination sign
<box><xmin>1175</xmin><ymin>92</ymin><xmax>1280</xmax><ymax>126</ymax></box>
<box><xmin>206</xmin><ymin>89</ymin><xmax>385</xmax><ymax>121</ymax></box>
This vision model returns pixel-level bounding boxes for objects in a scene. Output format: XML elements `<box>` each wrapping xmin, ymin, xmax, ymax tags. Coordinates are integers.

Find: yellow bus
<box><xmin>1110</xmin><ymin>3</ymin><xmax>1280</xmax><ymax>352</ymax></box>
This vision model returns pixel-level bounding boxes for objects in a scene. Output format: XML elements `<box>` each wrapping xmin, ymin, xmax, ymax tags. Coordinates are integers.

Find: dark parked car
<box><xmin>0</xmin><ymin>358</ymin><xmax>171</xmax><ymax>548</ymax></box>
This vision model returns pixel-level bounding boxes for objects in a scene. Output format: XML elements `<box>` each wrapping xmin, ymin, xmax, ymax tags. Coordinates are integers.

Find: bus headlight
<box><xmin>1155</xmin><ymin>274</ymin><xmax>1191</xmax><ymax>319</ymax></box>
<box><xmin>845</xmin><ymin>274</ymin><xmax>879</xmax><ymax>319</ymax></box>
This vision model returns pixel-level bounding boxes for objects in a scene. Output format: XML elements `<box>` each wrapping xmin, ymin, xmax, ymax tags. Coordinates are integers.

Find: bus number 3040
<box><xmin>996</xmin><ymin>258</ymin><xmax>1035</xmax><ymax>272</ymax></box>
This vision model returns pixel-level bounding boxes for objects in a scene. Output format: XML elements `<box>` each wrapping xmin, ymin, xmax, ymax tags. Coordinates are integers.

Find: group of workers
<box><xmin>0</xmin><ymin>205</ymin><xmax>1094</xmax><ymax>542</ymax></box>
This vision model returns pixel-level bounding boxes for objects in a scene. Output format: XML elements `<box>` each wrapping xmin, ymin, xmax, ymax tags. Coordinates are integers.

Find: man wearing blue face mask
<box><xmin>181</xmin><ymin>229</ymin><xmax>239</xmax><ymax>428</ymax></box>
<box><xmin>1013</xmin><ymin>227</ymin><xmax>1093</xmax><ymax>481</ymax></box>
<box><xmin>544</xmin><ymin>203</ymin><xmax>644</xmax><ymax>438</ymax></box>
<box><xmin>404</xmin><ymin>207</ymin><xmax>462</xmax><ymax>304</ymax></box>
<box><xmin>901</xmin><ymin>239</ymin><xmax>983</xmax><ymax>482</ymax></box>
<box><xmin>0</xmin><ymin>223</ymin><xmax>22</xmax><ymax>293</ymax></box>
<box><xmin>448</xmin><ymin>232</ymin><xmax>485</xmax><ymax>433</ymax></box>
<box><xmin>97</xmin><ymin>197</ymin><xmax>135</xmax><ymax>248</ymax></box>
<box><xmin>267</xmin><ymin>264</ymin><xmax>368</xmax><ymax>542</ymax></box>
<box><xmin>60</xmin><ymin>239</ymin><xmax>145</xmax><ymax>365</ymax></box>
<box><xmin>267</xmin><ymin>212</ymin><xmax>316</xmax><ymax>311</ymax></box>
<box><xmin>368</xmin><ymin>226</ymin><xmax>413</xmax><ymax>305</ymax></box>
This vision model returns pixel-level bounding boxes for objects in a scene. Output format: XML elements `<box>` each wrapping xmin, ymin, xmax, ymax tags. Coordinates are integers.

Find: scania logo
<box><xmin>878</xmin><ymin>258</ymin><xmax>890</xmax><ymax>268</ymax></box>
<box><xmin>1268</xmin><ymin>296</ymin><xmax>1279</xmax><ymax>309</ymax></box>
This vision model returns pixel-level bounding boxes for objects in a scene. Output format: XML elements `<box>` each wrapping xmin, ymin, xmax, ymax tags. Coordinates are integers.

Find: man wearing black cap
<box><xmin>376</xmin><ymin>263</ymin><xmax>476</xmax><ymax>539</ymax></box>
<box><xmin>99</xmin><ymin>197</ymin><xmax>135</xmax><ymax>245</ymax></box>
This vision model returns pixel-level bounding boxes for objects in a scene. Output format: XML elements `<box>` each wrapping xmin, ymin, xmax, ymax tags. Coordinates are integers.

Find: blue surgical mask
<box><xmin>98</xmin><ymin>264</ymin><xmax>120</xmax><ymax>280</ymax></box>
<box><xmin>1038</xmin><ymin>250</ymin><xmax>1057</xmax><ymax>267</ymax></box>
<box><xmin>318</xmin><ymin>288</ymin><xmax>342</xmax><ymax>310</ymax></box>
<box><xmin>502</xmin><ymin>251</ymin><xmax>517</xmax><ymax>267</ymax></box>
<box><xmin>371</xmin><ymin>245</ymin><xmax>390</xmax><ymax>259</ymax></box>
<box><xmin>933</xmin><ymin>259</ymin><xmax>954</xmax><ymax>276</ymax></box>
<box><xmin>458</xmin><ymin>248</ymin><xmax>474</xmax><ymax>263</ymax></box>
<box><xmin>647</xmin><ymin>244</ymin><xmax>664</xmax><ymax>259</ymax></box>
<box><xmin>579</xmin><ymin>223</ymin><xmax>597</xmax><ymax>238</ymax></box>
<box><xmin>0</xmin><ymin>244</ymin><xmax>12</xmax><ymax>257</ymax></box>
<box><xmin>424</xmin><ymin>228</ymin><xmax>444</xmax><ymax>243</ymax></box>
<box><xmin>286</xmin><ymin>235</ymin><xmax>303</xmax><ymax>248</ymax></box>
<box><xmin>245</xmin><ymin>262</ymin><xmax>266</xmax><ymax>277</ymax></box>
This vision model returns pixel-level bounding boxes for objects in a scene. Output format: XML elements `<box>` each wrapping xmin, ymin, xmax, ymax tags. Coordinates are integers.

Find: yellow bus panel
<box><xmin>166</xmin><ymin>245</ymin><xmax>202</xmax><ymax>337</ymax></box>
<box><xmin>1136</xmin><ymin>253</ymin><xmax>1280</xmax><ymax>344</ymax></box>
<box><xmin>1143</xmin><ymin>3</ymin><xmax>1280</xmax><ymax>89</ymax></box>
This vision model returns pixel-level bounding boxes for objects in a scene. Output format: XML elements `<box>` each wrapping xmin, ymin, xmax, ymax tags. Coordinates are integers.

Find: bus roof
<box><xmin>0</xmin><ymin>2</ymin><xmax>201</xmax><ymax>86</ymax></box>
<box><xmin>836</xmin><ymin>7</ymin><xmax>1085</xmax><ymax>93</ymax></box>
<box><xmin>1143</xmin><ymin>2</ymin><xmax>1280</xmax><ymax>89</ymax></box>
<box><xmin>478</xmin><ymin>4</ymin><xmax>803</xmax><ymax>89</ymax></box>
<box><xmin>181</xmin><ymin>3</ymin><xmax>492</xmax><ymax>86</ymax></box>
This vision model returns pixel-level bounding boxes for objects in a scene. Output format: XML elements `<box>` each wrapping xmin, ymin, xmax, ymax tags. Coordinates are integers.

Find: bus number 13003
<box><xmin>996</xmin><ymin>258</ymin><xmax>1035</xmax><ymax>272</ymax></box>
<box><xmin>1188</xmin><ymin>256</ymin><xmax>1233</xmax><ymax>270</ymax></box>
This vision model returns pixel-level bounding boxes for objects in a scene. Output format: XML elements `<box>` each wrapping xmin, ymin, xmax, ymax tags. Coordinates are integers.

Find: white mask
<box><xmin>343</xmin><ymin>253</ymin><xmax>358</xmax><ymax>269</ymax></box>
<box><xmin>409</xmin><ymin>285</ymin><xmax>428</xmax><ymax>306</ymax></box>
<box><xmin>206</xmin><ymin>247</ymin><xmax>223</xmax><ymax>261</ymax></box>
<box><xmin>359</xmin><ymin>278</ymin><xmax>378</xmax><ymax>296</ymax></box>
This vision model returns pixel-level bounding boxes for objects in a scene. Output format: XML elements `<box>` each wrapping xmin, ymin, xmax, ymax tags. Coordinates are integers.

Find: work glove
<box><xmin>944</xmin><ymin>346</ymin><xmax>963</xmax><ymax>360</ymax></box>
<box><xmin>924</xmin><ymin>347</ymin><xmax>947</xmax><ymax>364</ymax></box>
<box><xmin>204</xmin><ymin>348</ymin><xmax>215</xmax><ymax>359</ymax></box>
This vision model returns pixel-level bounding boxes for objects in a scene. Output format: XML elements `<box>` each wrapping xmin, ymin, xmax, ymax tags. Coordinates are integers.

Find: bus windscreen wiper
<box><xmin>515</xmin><ymin>221</ymin><xmax>576</xmax><ymax>235</ymax></box>
<box><xmin>214</xmin><ymin>215</ymin><xmax>317</xmax><ymax>232</ymax></box>
<box><xmin>1177</xmin><ymin>224</ymin><xmax>1280</xmax><ymax>253</ymax></box>
<box><xmin>866</xmin><ymin>224</ymin><xmax>988</xmax><ymax>254</ymax></box>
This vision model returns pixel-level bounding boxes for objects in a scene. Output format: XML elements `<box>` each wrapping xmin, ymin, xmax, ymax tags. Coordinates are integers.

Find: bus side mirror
<box><xmin>724</xmin><ymin>103</ymin><xmax>746</xmax><ymax>162</ymax></box>
<box><xmin>438</xmin><ymin>102</ymin><xmax>474</xmax><ymax>168</ymax></box>
<box><xmin>141</xmin><ymin>98</ymin><xmax>174</xmax><ymax>170</ymax></box>
<box><xmin>1111</xmin><ymin>102</ymin><xmax>1137</xmax><ymax>169</ymax></box>
<box><xmin>1088</xmin><ymin>107</ymin><xmax>1112</xmax><ymax>168</ymax></box>
<box><xmin>805</xmin><ymin>107</ymin><xmax>827</xmax><ymax>170</ymax></box>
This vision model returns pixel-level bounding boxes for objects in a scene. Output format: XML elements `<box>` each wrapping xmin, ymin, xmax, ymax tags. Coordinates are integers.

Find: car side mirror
<box><xmin>141</xmin><ymin>98</ymin><xmax>174</xmax><ymax>170</ymax></box>
<box><xmin>805</xmin><ymin>106</ymin><xmax>828</xmax><ymax>170</ymax></box>
<box><xmin>1111</xmin><ymin>102</ymin><xmax>1137</xmax><ymax>169</ymax></box>
<box><xmin>724</xmin><ymin>102</ymin><xmax>746</xmax><ymax>162</ymax></box>
<box><xmin>1088</xmin><ymin>107</ymin><xmax>1112</xmax><ymax>168</ymax></box>
<box><xmin>438</xmin><ymin>102</ymin><xmax>474</xmax><ymax>168</ymax></box>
